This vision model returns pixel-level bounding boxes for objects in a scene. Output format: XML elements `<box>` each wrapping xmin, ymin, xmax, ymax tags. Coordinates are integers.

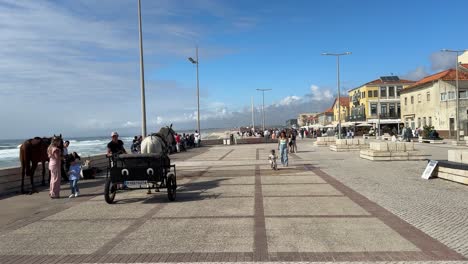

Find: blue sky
<box><xmin>0</xmin><ymin>0</ymin><xmax>467</xmax><ymax>139</ymax></box>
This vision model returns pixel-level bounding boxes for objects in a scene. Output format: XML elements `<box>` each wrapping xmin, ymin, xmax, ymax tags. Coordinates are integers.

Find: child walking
<box><xmin>68</xmin><ymin>152</ymin><xmax>81</xmax><ymax>198</ymax></box>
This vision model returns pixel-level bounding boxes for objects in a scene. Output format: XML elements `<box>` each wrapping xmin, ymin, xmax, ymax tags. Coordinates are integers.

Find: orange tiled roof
<box><xmin>324</xmin><ymin>107</ymin><xmax>333</xmax><ymax>113</ymax></box>
<box><xmin>402</xmin><ymin>68</ymin><xmax>468</xmax><ymax>92</ymax></box>
<box><xmin>461</xmin><ymin>63</ymin><xmax>468</xmax><ymax>69</ymax></box>
<box><xmin>365</xmin><ymin>78</ymin><xmax>415</xmax><ymax>85</ymax></box>
<box><xmin>333</xmin><ymin>97</ymin><xmax>350</xmax><ymax>107</ymax></box>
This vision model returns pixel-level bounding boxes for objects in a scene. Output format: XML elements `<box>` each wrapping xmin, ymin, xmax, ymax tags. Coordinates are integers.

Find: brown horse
<box><xmin>19</xmin><ymin>135</ymin><xmax>63</xmax><ymax>194</ymax></box>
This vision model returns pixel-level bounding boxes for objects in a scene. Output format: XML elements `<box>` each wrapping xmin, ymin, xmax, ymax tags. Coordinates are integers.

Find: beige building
<box><xmin>459</xmin><ymin>51</ymin><xmax>468</xmax><ymax>64</ymax></box>
<box><xmin>400</xmin><ymin>67</ymin><xmax>468</xmax><ymax>139</ymax></box>
<box><xmin>297</xmin><ymin>113</ymin><xmax>319</xmax><ymax>126</ymax></box>
<box><xmin>316</xmin><ymin>107</ymin><xmax>334</xmax><ymax>125</ymax></box>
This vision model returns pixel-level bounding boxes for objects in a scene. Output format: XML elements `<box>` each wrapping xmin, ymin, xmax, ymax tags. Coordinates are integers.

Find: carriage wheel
<box><xmin>167</xmin><ymin>173</ymin><xmax>177</xmax><ymax>201</ymax></box>
<box><xmin>104</xmin><ymin>178</ymin><xmax>117</xmax><ymax>204</ymax></box>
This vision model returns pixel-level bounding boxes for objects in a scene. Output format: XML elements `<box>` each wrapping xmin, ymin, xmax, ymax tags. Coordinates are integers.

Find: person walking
<box><xmin>278</xmin><ymin>131</ymin><xmax>289</xmax><ymax>167</ymax></box>
<box><xmin>48</xmin><ymin>137</ymin><xmax>62</xmax><ymax>199</ymax></box>
<box><xmin>175</xmin><ymin>133</ymin><xmax>181</xmax><ymax>153</ymax></box>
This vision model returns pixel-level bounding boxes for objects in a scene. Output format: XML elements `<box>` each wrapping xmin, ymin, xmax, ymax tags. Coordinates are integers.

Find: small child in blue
<box><xmin>67</xmin><ymin>152</ymin><xmax>81</xmax><ymax>198</ymax></box>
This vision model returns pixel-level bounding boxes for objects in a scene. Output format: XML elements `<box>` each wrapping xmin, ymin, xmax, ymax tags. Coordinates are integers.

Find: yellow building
<box><xmin>347</xmin><ymin>76</ymin><xmax>414</xmax><ymax>124</ymax></box>
<box><xmin>331</xmin><ymin>97</ymin><xmax>350</xmax><ymax>124</ymax></box>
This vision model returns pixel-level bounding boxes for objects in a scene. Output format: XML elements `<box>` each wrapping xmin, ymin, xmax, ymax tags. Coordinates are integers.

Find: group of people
<box><xmin>48</xmin><ymin>139</ymin><xmax>82</xmax><ymax>199</ymax></box>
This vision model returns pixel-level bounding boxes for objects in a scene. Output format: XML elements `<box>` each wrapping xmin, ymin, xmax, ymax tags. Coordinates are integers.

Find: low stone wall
<box><xmin>0</xmin><ymin>154</ymin><xmax>108</xmax><ymax>196</ymax></box>
<box><xmin>314</xmin><ymin>136</ymin><xmax>336</xmax><ymax>147</ymax></box>
<box><xmin>329</xmin><ymin>139</ymin><xmax>369</xmax><ymax>152</ymax></box>
<box><xmin>360</xmin><ymin>142</ymin><xmax>427</xmax><ymax>161</ymax></box>
<box><xmin>235</xmin><ymin>138</ymin><xmax>278</xmax><ymax>144</ymax></box>
<box><xmin>435</xmin><ymin>150</ymin><xmax>468</xmax><ymax>185</ymax></box>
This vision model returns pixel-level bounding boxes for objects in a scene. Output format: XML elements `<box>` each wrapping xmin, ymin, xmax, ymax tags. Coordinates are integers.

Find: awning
<box><xmin>356</xmin><ymin>123</ymin><xmax>373</xmax><ymax>127</ymax></box>
<box><xmin>367</xmin><ymin>119</ymin><xmax>402</xmax><ymax>124</ymax></box>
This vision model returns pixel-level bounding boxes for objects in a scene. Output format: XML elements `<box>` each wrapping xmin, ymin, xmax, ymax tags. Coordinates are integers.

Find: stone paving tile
<box><xmin>43</xmin><ymin>201</ymin><xmax>157</xmax><ymax>220</ymax></box>
<box><xmin>262</xmin><ymin>184</ymin><xmax>342</xmax><ymax>196</ymax></box>
<box><xmin>263</xmin><ymin>196</ymin><xmax>371</xmax><ymax>216</ymax></box>
<box><xmin>189</xmin><ymin>176</ymin><xmax>254</xmax><ymax>185</ymax></box>
<box><xmin>179</xmin><ymin>184</ymin><xmax>255</xmax><ymax>197</ymax></box>
<box><xmin>261</xmin><ymin>174</ymin><xmax>327</xmax><ymax>184</ymax></box>
<box><xmin>266</xmin><ymin>217</ymin><xmax>419</xmax><ymax>252</ymax></box>
<box><xmin>301</xmin><ymin>142</ymin><xmax>468</xmax><ymax>258</ymax></box>
<box><xmin>155</xmin><ymin>197</ymin><xmax>254</xmax><ymax>217</ymax></box>
<box><xmin>109</xmin><ymin>218</ymin><xmax>254</xmax><ymax>254</ymax></box>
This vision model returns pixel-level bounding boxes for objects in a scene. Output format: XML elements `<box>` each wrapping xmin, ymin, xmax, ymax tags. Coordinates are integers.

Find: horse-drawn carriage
<box><xmin>104</xmin><ymin>126</ymin><xmax>177</xmax><ymax>204</ymax></box>
<box><xmin>104</xmin><ymin>153</ymin><xmax>176</xmax><ymax>204</ymax></box>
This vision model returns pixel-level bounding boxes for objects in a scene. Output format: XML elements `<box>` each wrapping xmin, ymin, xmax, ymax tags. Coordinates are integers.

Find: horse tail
<box><xmin>19</xmin><ymin>143</ymin><xmax>31</xmax><ymax>177</ymax></box>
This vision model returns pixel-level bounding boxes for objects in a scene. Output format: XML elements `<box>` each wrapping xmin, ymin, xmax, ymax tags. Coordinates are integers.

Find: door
<box><xmin>449</xmin><ymin>118</ymin><xmax>455</xmax><ymax>139</ymax></box>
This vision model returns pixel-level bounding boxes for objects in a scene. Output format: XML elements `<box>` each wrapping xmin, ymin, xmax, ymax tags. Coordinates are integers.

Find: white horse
<box><xmin>140</xmin><ymin>125</ymin><xmax>175</xmax><ymax>193</ymax></box>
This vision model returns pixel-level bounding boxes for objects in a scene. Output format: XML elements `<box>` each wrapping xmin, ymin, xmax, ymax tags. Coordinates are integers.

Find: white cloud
<box><xmin>278</xmin><ymin>96</ymin><xmax>303</xmax><ymax>106</ymax></box>
<box><xmin>431</xmin><ymin>52</ymin><xmax>457</xmax><ymax>72</ymax></box>
<box><xmin>309</xmin><ymin>85</ymin><xmax>333</xmax><ymax>101</ymax></box>
<box><xmin>0</xmin><ymin>0</ymin><xmax>256</xmax><ymax>139</ymax></box>
<box><xmin>401</xmin><ymin>66</ymin><xmax>429</xmax><ymax>81</ymax></box>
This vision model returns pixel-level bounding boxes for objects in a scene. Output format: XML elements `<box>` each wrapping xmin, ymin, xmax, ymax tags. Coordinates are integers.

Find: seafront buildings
<box><xmin>346</xmin><ymin>76</ymin><xmax>414</xmax><ymax>127</ymax></box>
<box><xmin>297</xmin><ymin>52</ymin><xmax>468</xmax><ymax>138</ymax></box>
<box><xmin>400</xmin><ymin>65</ymin><xmax>468</xmax><ymax>139</ymax></box>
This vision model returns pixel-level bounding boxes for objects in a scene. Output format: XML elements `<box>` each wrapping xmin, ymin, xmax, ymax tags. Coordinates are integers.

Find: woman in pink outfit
<box><xmin>48</xmin><ymin>137</ymin><xmax>62</xmax><ymax>198</ymax></box>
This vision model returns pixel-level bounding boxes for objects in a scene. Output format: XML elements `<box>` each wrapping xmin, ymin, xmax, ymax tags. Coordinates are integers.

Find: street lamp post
<box><xmin>441</xmin><ymin>49</ymin><xmax>467</xmax><ymax>142</ymax></box>
<box><xmin>188</xmin><ymin>47</ymin><xmax>201</xmax><ymax>139</ymax></box>
<box><xmin>256</xmin><ymin>89</ymin><xmax>272</xmax><ymax>132</ymax></box>
<box><xmin>322</xmin><ymin>52</ymin><xmax>352</xmax><ymax>139</ymax></box>
<box><xmin>137</xmin><ymin>0</ymin><xmax>147</xmax><ymax>137</ymax></box>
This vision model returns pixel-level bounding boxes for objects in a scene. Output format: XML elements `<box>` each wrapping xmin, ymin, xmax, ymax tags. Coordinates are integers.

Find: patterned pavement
<box><xmin>0</xmin><ymin>141</ymin><xmax>467</xmax><ymax>263</ymax></box>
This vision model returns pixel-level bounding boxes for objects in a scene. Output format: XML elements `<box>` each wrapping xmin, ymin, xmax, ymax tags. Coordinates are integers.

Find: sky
<box><xmin>1</xmin><ymin>0</ymin><xmax>467</xmax><ymax>139</ymax></box>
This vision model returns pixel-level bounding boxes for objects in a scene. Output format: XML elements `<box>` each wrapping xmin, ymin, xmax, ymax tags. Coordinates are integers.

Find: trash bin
<box><xmin>223</xmin><ymin>139</ymin><xmax>227</xmax><ymax>145</ymax></box>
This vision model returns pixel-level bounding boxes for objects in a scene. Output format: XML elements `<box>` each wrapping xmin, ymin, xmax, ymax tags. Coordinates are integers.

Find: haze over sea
<box><xmin>0</xmin><ymin>128</ymin><xmax>226</xmax><ymax>169</ymax></box>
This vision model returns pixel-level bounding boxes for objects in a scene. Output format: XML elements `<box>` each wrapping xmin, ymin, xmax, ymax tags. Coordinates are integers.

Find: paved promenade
<box><xmin>0</xmin><ymin>139</ymin><xmax>467</xmax><ymax>264</ymax></box>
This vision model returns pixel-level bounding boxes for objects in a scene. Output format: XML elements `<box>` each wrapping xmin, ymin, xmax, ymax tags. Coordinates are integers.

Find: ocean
<box><xmin>0</xmin><ymin>128</ymin><xmax>228</xmax><ymax>169</ymax></box>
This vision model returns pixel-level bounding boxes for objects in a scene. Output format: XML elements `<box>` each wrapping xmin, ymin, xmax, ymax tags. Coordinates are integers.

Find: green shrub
<box><xmin>422</xmin><ymin>125</ymin><xmax>434</xmax><ymax>139</ymax></box>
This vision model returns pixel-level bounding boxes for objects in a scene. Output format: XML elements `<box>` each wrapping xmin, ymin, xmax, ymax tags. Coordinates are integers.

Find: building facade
<box><xmin>346</xmin><ymin>76</ymin><xmax>414</xmax><ymax>124</ymax></box>
<box><xmin>317</xmin><ymin>107</ymin><xmax>334</xmax><ymax>125</ymax></box>
<box><xmin>297</xmin><ymin>113</ymin><xmax>319</xmax><ymax>126</ymax></box>
<box><xmin>400</xmin><ymin>68</ymin><xmax>468</xmax><ymax>139</ymax></box>
<box><xmin>332</xmin><ymin>97</ymin><xmax>350</xmax><ymax>124</ymax></box>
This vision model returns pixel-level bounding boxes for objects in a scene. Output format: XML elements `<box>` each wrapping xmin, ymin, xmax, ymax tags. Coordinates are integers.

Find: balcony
<box><xmin>369</xmin><ymin>112</ymin><xmax>400</xmax><ymax>119</ymax></box>
<box><xmin>346</xmin><ymin>114</ymin><xmax>366</xmax><ymax>122</ymax></box>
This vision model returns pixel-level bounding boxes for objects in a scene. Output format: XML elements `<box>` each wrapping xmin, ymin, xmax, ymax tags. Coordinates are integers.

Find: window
<box><xmin>418</xmin><ymin>94</ymin><xmax>421</xmax><ymax>103</ymax></box>
<box><xmin>373</xmin><ymin>90</ymin><xmax>378</xmax><ymax>97</ymax></box>
<box><xmin>389</xmin><ymin>103</ymin><xmax>395</xmax><ymax>117</ymax></box>
<box><xmin>362</xmin><ymin>92</ymin><xmax>365</xmax><ymax>98</ymax></box>
<box><xmin>371</xmin><ymin>103</ymin><xmax>377</xmax><ymax>115</ymax></box>
<box><xmin>397</xmin><ymin>103</ymin><xmax>400</xmax><ymax>116</ymax></box>
<box><xmin>381</xmin><ymin>104</ymin><xmax>387</xmax><ymax>116</ymax></box>
<box><xmin>427</xmin><ymin>92</ymin><xmax>430</xmax><ymax>101</ymax></box>
<box><xmin>389</xmin><ymin>86</ymin><xmax>395</xmax><ymax>97</ymax></box>
<box><xmin>428</xmin><ymin>117</ymin><xmax>432</xmax><ymax>126</ymax></box>
<box><xmin>448</xmin><ymin>91</ymin><xmax>455</xmax><ymax>100</ymax></box>
<box><xmin>440</xmin><ymin>92</ymin><xmax>447</xmax><ymax>101</ymax></box>
<box><xmin>404</xmin><ymin>97</ymin><xmax>407</xmax><ymax>105</ymax></box>
<box><xmin>411</xmin><ymin>96</ymin><xmax>414</xmax><ymax>104</ymax></box>
<box><xmin>380</xmin><ymin>86</ymin><xmax>387</xmax><ymax>98</ymax></box>
<box><xmin>368</xmin><ymin>91</ymin><xmax>372</xmax><ymax>97</ymax></box>
<box><xmin>423</xmin><ymin>117</ymin><xmax>426</xmax><ymax>127</ymax></box>
<box><xmin>418</xmin><ymin>117</ymin><xmax>421</xmax><ymax>128</ymax></box>
<box><xmin>397</xmin><ymin>86</ymin><xmax>402</xmax><ymax>96</ymax></box>
<box><xmin>460</xmin><ymin>90</ymin><xmax>468</xmax><ymax>99</ymax></box>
